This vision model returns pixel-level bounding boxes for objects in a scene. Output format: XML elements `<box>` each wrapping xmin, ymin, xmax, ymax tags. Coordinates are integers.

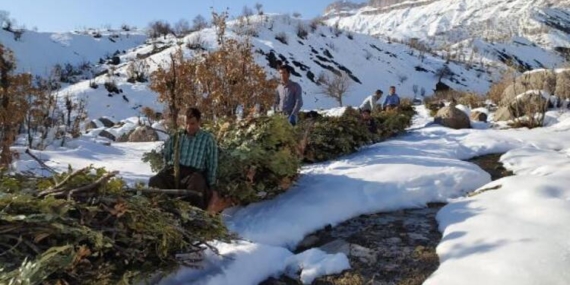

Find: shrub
<box><xmin>212</xmin><ymin>116</ymin><xmax>301</xmax><ymax>203</ymax></box>
<box><xmin>0</xmin><ymin>166</ymin><xmax>229</xmax><ymax>284</ymax></box>
<box><xmin>275</xmin><ymin>32</ymin><xmax>288</xmax><ymax>45</ymax></box>
<box><xmin>104</xmin><ymin>80</ymin><xmax>120</xmax><ymax>94</ymax></box>
<box><xmin>309</xmin><ymin>17</ymin><xmax>323</xmax><ymax>32</ymax></box>
<box><xmin>296</xmin><ymin>23</ymin><xmax>309</xmax><ymax>39</ymax></box>
<box><xmin>186</xmin><ymin>34</ymin><xmax>206</xmax><ymax>50</ymax></box>
<box><xmin>126</xmin><ymin>59</ymin><xmax>150</xmax><ymax>83</ymax></box>
<box><xmin>299</xmin><ymin>106</ymin><xmax>415</xmax><ymax>163</ymax></box>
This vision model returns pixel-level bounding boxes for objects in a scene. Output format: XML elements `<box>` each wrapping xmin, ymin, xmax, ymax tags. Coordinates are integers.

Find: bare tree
<box><xmin>242</xmin><ymin>5</ymin><xmax>254</xmax><ymax>24</ymax></box>
<box><xmin>254</xmin><ymin>3</ymin><xmax>264</xmax><ymax>15</ymax></box>
<box><xmin>174</xmin><ymin>19</ymin><xmax>191</xmax><ymax>37</ymax></box>
<box><xmin>435</xmin><ymin>64</ymin><xmax>452</xmax><ymax>83</ymax></box>
<box><xmin>317</xmin><ymin>71</ymin><xmax>354</xmax><ymax>107</ymax></box>
<box><xmin>192</xmin><ymin>14</ymin><xmax>208</xmax><ymax>31</ymax></box>
<box><xmin>147</xmin><ymin>20</ymin><xmax>173</xmax><ymax>39</ymax></box>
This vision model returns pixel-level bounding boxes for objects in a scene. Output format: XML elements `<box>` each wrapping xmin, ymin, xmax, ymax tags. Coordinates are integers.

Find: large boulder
<box><xmin>98</xmin><ymin>117</ymin><xmax>115</xmax><ymax>128</ymax></box>
<box><xmin>434</xmin><ymin>105</ymin><xmax>471</xmax><ymax>129</ymax></box>
<box><xmin>98</xmin><ymin>130</ymin><xmax>116</xmax><ymax>141</ymax></box>
<box><xmin>128</xmin><ymin>126</ymin><xmax>159</xmax><ymax>142</ymax></box>
<box><xmin>507</xmin><ymin>91</ymin><xmax>548</xmax><ymax>118</ymax></box>
<box><xmin>470</xmin><ymin>111</ymin><xmax>488</xmax><ymax>122</ymax></box>
<box><xmin>493</xmin><ymin>106</ymin><xmax>513</xmax><ymax>121</ymax></box>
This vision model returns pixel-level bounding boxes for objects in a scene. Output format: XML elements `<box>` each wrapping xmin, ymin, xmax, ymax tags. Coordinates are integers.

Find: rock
<box><xmin>350</xmin><ymin>244</ymin><xmax>377</xmax><ymax>264</ymax></box>
<box><xmin>98</xmin><ymin>117</ymin><xmax>115</xmax><ymax>128</ymax></box>
<box><xmin>470</xmin><ymin>111</ymin><xmax>488</xmax><ymax>122</ymax></box>
<box><xmin>434</xmin><ymin>105</ymin><xmax>471</xmax><ymax>129</ymax></box>
<box><xmin>319</xmin><ymin>239</ymin><xmax>377</xmax><ymax>264</ymax></box>
<box><xmin>128</xmin><ymin>126</ymin><xmax>159</xmax><ymax>142</ymax></box>
<box><xmin>85</xmin><ymin>120</ymin><xmax>98</xmax><ymax>131</ymax></box>
<box><xmin>98</xmin><ymin>130</ymin><xmax>116</xmax><ymax>141</ymax></box>
<box><xmin>507</xmin><ymin>91</ymin><xmax>548</xmax><ymax>118</ymax></box>
<box><xmin>320</xmin><ymin>239</ymin><xmax>351</xmax><ymax>256</ymax></box>
<box><xmin>297</xmin><ymin>234</ymin><xmax>320</xmax><ymax>250</ymax></box>
<box><xmin>493</xmin><ymin>106</ymin><xmax>513</xmax><ymax>121</ymax></box>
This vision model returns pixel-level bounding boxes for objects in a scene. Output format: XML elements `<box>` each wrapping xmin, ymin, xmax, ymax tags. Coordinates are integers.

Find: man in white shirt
<box><xmin>359</xmin><ymin>89</ymin><xmax>383</xmax><ymax>112</ymax></box>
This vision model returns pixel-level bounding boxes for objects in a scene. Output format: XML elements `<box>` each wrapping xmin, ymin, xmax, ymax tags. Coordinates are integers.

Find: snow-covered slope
<box><xmin>45</xmin><ymin>14</ymin><xmax>495</xmax><ymax>122</ymax></box>
<box><xmin>0</xmin><ymin>28</ymin><xmax>146</xmax><ymax>76</ymax></box>
<box><xmin>325</xmin><ymin>0</ymin><xmax>570</xmax><ymax>71</ymax></box>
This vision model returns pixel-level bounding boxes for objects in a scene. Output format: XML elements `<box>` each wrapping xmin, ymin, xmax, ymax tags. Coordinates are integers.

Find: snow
<box><xmin>426</xmin><ymin>146</ymin><xmax>570</xmax><ymax>285</ymax></box>
<box><xmin>286</xmin><ymin>249</ymin><xmax>350</xmax><ymax>284</ymax></box>
<box><xmin>0</xmin><ymin>29</ymin><xmax>145</xmax><ymax>77</ymax></box>
<box><xmin>12</xmin><ymin>106</ymin><xmax>570</xmax><ymax>284</ymax></box>
<box><xmin>325</xmin><ymin>0</ymin><xmax>570</xmax><ymax>71</ymax></box>
<box><xmin>2</xmin><ymin>12</ymin><xmax>498</xmax><ymax>120</ymax></box>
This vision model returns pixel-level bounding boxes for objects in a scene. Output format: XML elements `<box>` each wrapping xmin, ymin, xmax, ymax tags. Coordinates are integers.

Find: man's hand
<box><xmin>207</xmin><ymin>190</ymin><xmax>234</xmax><ymax>214</ymax></box>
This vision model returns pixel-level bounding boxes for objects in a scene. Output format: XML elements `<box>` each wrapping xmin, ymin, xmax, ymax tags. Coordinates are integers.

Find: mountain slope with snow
<box><xmin>0</xmin><ymin>28</ymin><xmax>146</xmax><ymax>76</ymax></box>
<box><xmin>43</xmin><ymin>14</ymin><xmax>495</xmax><ymax>122</ymax></box>
<box><xmin>325</xmin><ymin>0</ymin><xmax>570</xmax><ymax>71</ymax></box>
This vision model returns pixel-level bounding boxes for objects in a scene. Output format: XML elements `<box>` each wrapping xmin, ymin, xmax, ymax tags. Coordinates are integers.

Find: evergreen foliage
<box><xmin>0</xmin><ymin>166</ymin><xmax>229</xmax><ymax>285</ymax></box>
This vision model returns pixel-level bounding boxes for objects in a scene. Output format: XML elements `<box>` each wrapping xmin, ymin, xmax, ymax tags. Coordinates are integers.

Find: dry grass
<box><xmin>314</xmin><ymin>271</ymin><xmax>364</xmax><ymax>285</ymax></box>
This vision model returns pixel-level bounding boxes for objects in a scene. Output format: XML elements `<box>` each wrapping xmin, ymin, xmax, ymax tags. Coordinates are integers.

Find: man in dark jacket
<box><xmin>275</xmin><ymin>65</ymin><xmax>303</xmax><ymax>126</ymax></box>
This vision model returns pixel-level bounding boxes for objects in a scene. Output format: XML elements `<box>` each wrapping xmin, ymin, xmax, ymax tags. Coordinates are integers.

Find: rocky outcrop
<box><xmin>128</xmin><ymin>126</ymin><xmax>159</xmax><ymax>142</ymax></box>
<box><xmin>470</xmin><ymin>111</ymin><xmax>488</xmax><ymax>122</ymax></box>
<box><xmin>434</xmin><ymin>105</ymin><xmax>471</xmax><ymax>129</ymax></box>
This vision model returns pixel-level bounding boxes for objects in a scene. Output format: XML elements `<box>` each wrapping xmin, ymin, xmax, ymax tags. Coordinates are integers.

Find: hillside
<box><xmin>0</xmin><ymin>28</ymin><xmax>146</xmax><ymax>77</ymax></box>
<box><xmin>324</xmin><ymin>0</ymin><xmax>570</xmax><ymax>71</ymax></box>
<box><xmin>40</xmin><ymin>13</ymin><xmax>495</xmax><ymax>122</ymax></box>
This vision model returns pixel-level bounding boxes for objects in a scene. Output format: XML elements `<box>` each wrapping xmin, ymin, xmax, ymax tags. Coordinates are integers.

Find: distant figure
<box><xmin>359</xmin><ymin>89</ymin><xmax>383</xmax><ymax>112</ymax></box>
<box><xmin>383</xmin><ymin>86</ymin><xmax>400</xmax><ymax>111</ymax></box>
<box><xmin>361</xmin><ymin>109</ymin><xmax>378</xmax><ymax>133</ymax></box>
<box><xmin>275</xmin><ymin>65</ymin><xmax>303</xmax><ymax>126</ymax></box>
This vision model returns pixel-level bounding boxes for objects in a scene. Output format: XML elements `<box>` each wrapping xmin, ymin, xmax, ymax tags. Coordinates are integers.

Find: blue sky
<box><xmin>1</xmin><ymin>0</ymin><xmax>365</xmax><ymax>32</ymax></box>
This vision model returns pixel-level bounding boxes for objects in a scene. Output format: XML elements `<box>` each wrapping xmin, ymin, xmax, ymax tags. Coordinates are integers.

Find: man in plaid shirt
<box><xmin>148</xmin><ymin>107</ymin><xmax>219</xmax><ymax>210</ymax></box>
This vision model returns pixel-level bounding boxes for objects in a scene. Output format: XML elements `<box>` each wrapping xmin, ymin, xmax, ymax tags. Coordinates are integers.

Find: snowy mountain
<box><xmin>0</xmin><ymin>28</ymin><xmax>146</xmax><ymax>77</ymax></box>
<box><xmin>324</xmin><ymin>0</ymin><xmax>570</xmax><ymax>71</ymax></box>
<box><xmin>1</xmin><ymin>13</ymin><xmax>496</xmax><ymax>123</ymax></box>
<box><xmin>4</xmin><ymin>1</ymin><xmax>568</xmax><ymax>123</ymax></box>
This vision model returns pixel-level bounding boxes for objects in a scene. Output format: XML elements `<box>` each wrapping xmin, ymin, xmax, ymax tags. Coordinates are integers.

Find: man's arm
<box><xmin>359</xmin><ymin>96</ymin><xmax>371</xmax><ymax>110</ymax></box>
<box><xmin>205</xmin><ymin>135</ymin><xmax>219</xmax><ymax>187</ymax></box>
<box><xmin>291</xmin><ymin>84</ymin><xmax>303</xmax><ymax>115</ymax></box>
<box><xmin>162</xmin><ymin>136</ymin><xmax>172</xmax><ymax>165</ymax></box>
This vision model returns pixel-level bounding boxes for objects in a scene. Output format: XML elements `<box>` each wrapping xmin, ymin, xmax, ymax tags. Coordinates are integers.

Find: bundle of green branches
<box><xmin>373</xmin><ymin>104</ymin><xmax>416</xmax><ymax>139</ymax></box>
<box><xmin>0</xmin><ymin>166</ymin><xmax>229</xmax><ymax>285</ymax></box>
<box><xmin>299</xmin><ymin>105</ymin><xmax>415</xmax><ymax>163</ymax></box>
<box><xmin>210</xmin><ymin>115</ymin><xmax>302</xmax><ymax>204</ymax></box>
<box><xmin>299</xmin><ymin>107</ymin><xmax>377</xmax><ymax>163</ymax></box>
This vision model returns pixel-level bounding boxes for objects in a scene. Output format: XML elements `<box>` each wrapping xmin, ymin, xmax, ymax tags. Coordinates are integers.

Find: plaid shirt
<box><xmin>163</xmin><ymin>129</ymin><xmax>218</xmax><ymax>187</ymax></box>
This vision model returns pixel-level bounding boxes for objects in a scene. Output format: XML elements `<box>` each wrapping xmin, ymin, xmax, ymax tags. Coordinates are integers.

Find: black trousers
<box><xmin>148</xmin><ymin>165</ymin><xmax>211</xmax><ymax>209</ymax></box>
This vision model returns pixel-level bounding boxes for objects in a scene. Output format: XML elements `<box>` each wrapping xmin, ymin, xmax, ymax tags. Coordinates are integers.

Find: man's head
<box><xmin>278</xmin><ymin>65</ymin><xmax>291</xmax><ymax>83</ymax></box>
<box><xmin>361</xmin><ymin>109</ymin><xmax>372</xmax><ymax>120</ymax></box>
<box><xmin>185</xmin><ymin>107</ymin><xmax>201</xmax><ymax>136</ymax></box>
<box><xmin>375</xmin><ymin>89</ymin><xmax>383</xmax><ymax>99</ymax></box>
<box><xmin>389</xmin><ymin>86</ymin><xmax>396</xmax><ymax>95</ymax></box>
